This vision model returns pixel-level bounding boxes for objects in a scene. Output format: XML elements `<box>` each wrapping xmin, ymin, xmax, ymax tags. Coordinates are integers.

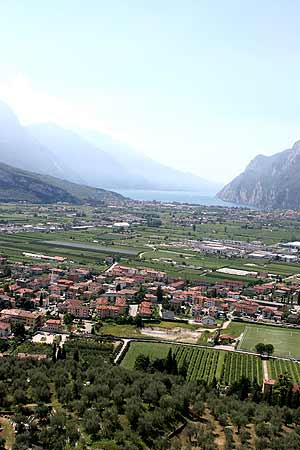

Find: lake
<box><xmin>114</xmin><ymin>189</ymin><xmax>237</xmax><ymax>207</ymax></box>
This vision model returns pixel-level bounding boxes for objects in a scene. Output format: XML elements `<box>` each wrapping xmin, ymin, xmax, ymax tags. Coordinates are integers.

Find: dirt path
<box><xmin>0</xmin><ymin>417</ymin><xmax>15</xmax><ymax>450</ymax></box>
<box><xmin>141</xmin><ymin>326</ymin><xmax>203</xmax><ymax>343</ymax></box>
<box><xmin>262</xmin><ymin>359</ymin><xmax>269</xmax><ymax>380</ymax></box>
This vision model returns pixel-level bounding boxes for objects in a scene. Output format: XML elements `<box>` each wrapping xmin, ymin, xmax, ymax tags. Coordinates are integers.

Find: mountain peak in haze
<box><xmin>0</xmin><ymin>100</ymin><xmax>19</xmax><ymax>123</ymax></box>
<box><xmin>0</xmin><ymin>100</ymin><xmax>219</xmax><ymax>194</ymax></box>
<box><xmin>80</xmin><ymin>129</ymin><xmax>221</xmax><ymax>194</ymax></box>
<box><xmin>0</xmin><ymin>101</ymin><xmax>70</xmax><ymax>178</ymax></box>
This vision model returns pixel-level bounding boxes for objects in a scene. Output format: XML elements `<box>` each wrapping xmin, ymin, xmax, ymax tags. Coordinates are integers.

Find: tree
<box><xmin>231</xmin><ymin>413</ymin><xmax>248</xmax><ymax>432</ymax></box>
<box><xmin>179</xmin><ymin>357</ymin><xmax>188</xmax><ymax>379</ymax></box>
<box><xmin>166</xmin><ymin>349</ymin><xmax>178</xmax><ymax>375</ymax></box>
<box><xmin>156</xmin><ymin>285</ymin><xmax>164</xmax><ymax>303</ymax></box>
<box><xmin>273</xmin><ymin>373</ymin><xmax>293</xmax><ymax>407</ymax></box>
<box><xmin>166</xmin><ymin>349</ymin><xmax>173</xmax><ymax>373</ymax></box>
<box><xmin>135</xmin><ymin>315</ymin><xmax>144</xmax><ymax>328</ymax></box>
<box><xmin>60</xmin><ymin>346</ymin><xmax>66</xmax><ymax>360</ymax></box>
<box><xmin>14</xmin><ymin>389</ymin><xmax>27</xmax><ymax>405</ymax></box>
<box><xmin>66</xmin><ymin>421</ymin><xmax>80</xmax><ymax>445</ymax></box>
<box><xmin>134</xmin><ymin>354</ymin><xmax>150</xmax><ymax>371</ymax></box>
<box><xmin>73</xmin><ymin>347</ymin><xmax>79</xmax><ymax>362</ymax></box>
<box><xmin>255</xmin><ymin>343</ymin><xmax>266</xmax><ymax>355</ymax></box>
<box><xmin>12</xmin><ymin>322</ymin><xmax>26</xmax><ymax>338</ymax></box>
<box><xmin>64</xmin><ymin>313</ymin><xmax>74</xmax><ymax>326</ymax></box>
<box><xmin>125</xmin><ymin>397</ymin><xmax>144</xmax><ymax>427</ymax></box>
<box><xmin>136</xmin><ymin>285</ymin><xmax>146</xmax><ymax>301</ymax></box>
<box><xmin>56</xmin><ymin>347</ymin><xmax>62</xmax><ymax>360</ymax></box>
<box><xmin>35</xmin><ymin>403</ymin><xmax>50</xmax><ymax>423</ymax></box>
<box><xmin>265</xmin><ymin>344</ymin><xmax>274</xmax><ymax>356</ymax></box>
<box><xmin>52</xmin><ymin>343</ymin><xmax>57</xmax><ymax>363</ymax></box>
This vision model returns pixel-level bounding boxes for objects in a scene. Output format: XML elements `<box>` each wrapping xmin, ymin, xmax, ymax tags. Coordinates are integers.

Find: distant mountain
<box><xmin>27</xmin><ymin>123</ymin><xmax>132</xmax><ymax>188</ymax></box>
<box><xmin>0</xmin><ymin>99</ymin><xmax>219</xmax><ymax>193</ymax></box>
<box><xmin>80</xmin><ymin>130</ymin><xmax>221</xmax><ymax>194</ymax></box>
<box><xmin>29</xmin><ymin>124</ymin><xmax>220</xmax><ymax>193</ymax></box>
<box><xmin>0</xmin><ymin>161</ymin><xmax>124</xmax><ymax>204</ymax></box>
<box><xmin>218</xmin><ymin>141</ymin><xmax>300</xmax><ymax>209</ymax></box>
<box><xmin>0</xmin><ymin>101</ymin><xmax>71</xmax><ymax>179</ymax></box>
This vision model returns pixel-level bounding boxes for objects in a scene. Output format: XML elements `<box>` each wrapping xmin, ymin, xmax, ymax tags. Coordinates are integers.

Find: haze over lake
<box><xmin>114</xmin><ymin>189</ymin><xmax>237</xmax><ymax>207</ymax></box>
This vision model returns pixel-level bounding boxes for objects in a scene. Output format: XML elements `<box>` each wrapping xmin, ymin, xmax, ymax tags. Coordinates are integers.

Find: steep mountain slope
<box><xmin>30</xmin><ymin>124</ymin><xmax>220</xmax><ymax>193</ymax></box>
<box><xmin>27</xmin><ymin>123</ymin><xmax>132</xmax><ymax>188</ymax></box>
<box><xmin>79</xmin><ymin>130</ymin><xmax>221</xmax><ymax>194</ymax></box>
<box><xmin>0</xmin><ymin>99</ymin><xmax>219</xmax><ymax>193</ymax></box>
<box><xmin>0</xmin><ymin>101</ymin><xmax>72</xmax><ymax>179</ymax></box>
<box><xmin>218</xmin><ymin>141</ymin><xmax>300</xmax><ymax>209</ymax></box>
<box><xmin>0</xmin><ymin>162</ymin><xmax>124</xmax><ymax>204</ymax></box>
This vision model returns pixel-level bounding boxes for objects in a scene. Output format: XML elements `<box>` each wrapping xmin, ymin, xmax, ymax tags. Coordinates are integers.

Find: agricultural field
<box><xmin>238</xmin><ymin>325</ymin><xmax>300</xmax><ymax>357</ymax></box>
<box><xmin>268</xmin><ymin>358</ymin><xmax>300</xmax><ymax>383</ymax></box>
<box><xmin>1</xmin><ymin>201</ymin><xmax>300</xmax><ymax>280</ymax></box>
<box><xmin>121</xmin><ymin>342</ymin><xmax>264</xmax><ymax>384</ymax></box>
<box><xmin>221</xmin><ymin>351</ymin><xmax>263</xmax><ymax>384</ymax></box>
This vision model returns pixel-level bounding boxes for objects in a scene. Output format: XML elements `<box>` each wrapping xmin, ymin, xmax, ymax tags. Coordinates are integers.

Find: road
<box><xmin>114</xmin><ymin>339</ymin><xmax>131</xmax><ymax>364</ymax></box>
<box><xmin>41</xmin><ymin>240</ymin><xmax>140</xmax><ymax>255</ymax></box>
<box><xmin>105</xmin><ymin>261</ymin><xmax>118</xmax><ymax>273</ymax></box>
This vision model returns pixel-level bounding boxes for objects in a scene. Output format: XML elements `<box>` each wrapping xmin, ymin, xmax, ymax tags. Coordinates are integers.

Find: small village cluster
<box><xmin>0</xmin><ymin>255</ymin><xmax>300</xmax><ymax>341</ymax></box>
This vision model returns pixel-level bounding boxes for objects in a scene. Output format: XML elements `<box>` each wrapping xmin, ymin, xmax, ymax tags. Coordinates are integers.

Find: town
<box><xmin>2</xmin><ymin>201</ymin><xmax>300</xmax><ymax>449</ymax></box>
<box><xmin>0</xmin><ymin>201</ymin><xmax>300</xmax><ymax>351</ymax></box>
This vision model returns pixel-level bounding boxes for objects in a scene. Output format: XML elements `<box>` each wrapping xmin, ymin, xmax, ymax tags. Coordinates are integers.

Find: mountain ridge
<box><xmin>218</xmin><ymin>141</ymin><xmax>300</xmax><ymax>209</ymax></box>
<box><xmin>0</xmin><ymin>100</ymin><xmax>219</xmax><ymax>194</ymax></box>
<box><xmin>0</xmin><ymin>161</ymin><xmax>124</xmax><ymax>204</ymax></box>
<box><xmin>81</xmin><ymin>129</ymin><xmax>221</xmax><ymax>193</ymax></box>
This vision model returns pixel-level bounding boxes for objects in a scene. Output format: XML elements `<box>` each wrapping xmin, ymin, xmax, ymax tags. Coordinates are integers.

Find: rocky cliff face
<box><xmin>218</xmin><ymin>141</ymin><xmax>300</xmax><ymax>209</ymax></box>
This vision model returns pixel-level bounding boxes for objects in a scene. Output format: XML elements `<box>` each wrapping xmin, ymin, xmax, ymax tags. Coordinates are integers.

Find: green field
<box><xmin>121</xmin><ymin>342</ymin><xmax>263</xmax><ymax>384</ymax></box>
<box><xmin>100</xmin><ymin>324</ymin><xmax>143</xmax><ymax>338</ymax></box>
<box><xmin>238</xmin><ymin>325</ymin><xmax>300</xmax><ymax>357</ymax></box>
<box><xmin>221</xmin><ymin>321</ymin><xmax>247</xmax><ymax>337</ymax></box>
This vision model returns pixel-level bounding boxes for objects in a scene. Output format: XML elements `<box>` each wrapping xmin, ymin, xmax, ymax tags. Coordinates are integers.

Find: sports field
<box><xmin>238</xmin><ymin>325</ymin><xmax>300</xmax><ymax>357</ymax></box>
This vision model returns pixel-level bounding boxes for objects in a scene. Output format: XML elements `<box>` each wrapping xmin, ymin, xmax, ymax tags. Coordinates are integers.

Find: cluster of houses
<box><xmin>0</xmin><ymin>256</ymin><xmax>300</xmax><ymax>340</ymax></box>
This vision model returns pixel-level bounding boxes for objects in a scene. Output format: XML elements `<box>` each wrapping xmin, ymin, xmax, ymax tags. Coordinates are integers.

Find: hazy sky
<box><xmin>1</xmin><ymin>0</ymin><xmax>300</xmax><ymax>183</ymax></box>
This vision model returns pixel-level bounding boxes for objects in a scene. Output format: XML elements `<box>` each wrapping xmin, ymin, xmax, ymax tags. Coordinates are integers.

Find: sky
<box><xmin>1</xmin><ymin>0</ymin><xmax>300</xmax><ymax>183</ymax></box>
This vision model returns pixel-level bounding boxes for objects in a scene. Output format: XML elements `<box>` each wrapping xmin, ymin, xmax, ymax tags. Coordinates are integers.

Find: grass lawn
<box><xmin>221</xmin><ymin>321</ymin><xmax>247</xmax><ymax>337</ymax></box>
<box><xmin>122</xmin><ymin>342</ymin><xmax>172</xmax><ymax>369</ymax></box>
<box><xmin>238</xmin><ymin>325</ymin><xmax>300</xmax><ymax>357</ymax></box>
<box><xmin>100</xmin><ymin>324</ymin><xmax>142</xmax><ymax>338</ymax></box>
